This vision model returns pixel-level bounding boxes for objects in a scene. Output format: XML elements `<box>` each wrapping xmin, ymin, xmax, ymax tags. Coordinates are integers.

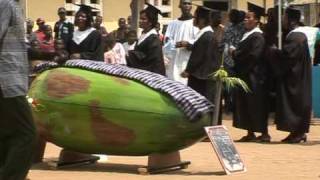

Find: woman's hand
<box><xmin>180</xmin><ymin>71</ymin><xmax>189</xmax><ymax>78</ymax></box>
<box><xmin>70</xmin><ymin>53</ymin><xmax>81</xmax><ymax>59</ymax></box>
<box><xmin>228</xmin><ymin>48</ymin><xmax>235</xmax><ymax>56</ymax></box>
<box><xmin>176</xmin><ymin>41</ymin><xmax>190</xmax><ymax>48</ymax></box>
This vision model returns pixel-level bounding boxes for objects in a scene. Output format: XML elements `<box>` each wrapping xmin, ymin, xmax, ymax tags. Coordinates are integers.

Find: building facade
<box><xmin>288</xmin><ymin>0</ymin><xmax>320</xmax><ymax>26</ymax></box>
<box><xmin>21</xmin><ymin>0</ymin><xmax>278</xmax><ymax>31</ymax></box>
<box><xmin>23</xmin><ymin>0</ymin><xmax>132</xmax><ymax>31</ymax></box>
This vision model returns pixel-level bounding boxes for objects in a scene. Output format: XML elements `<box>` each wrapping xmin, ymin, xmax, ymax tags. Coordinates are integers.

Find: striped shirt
<box><xmin>0</xmin><ymin>0</ymin><xmax>29</xmax><ymax>97</ymax></box>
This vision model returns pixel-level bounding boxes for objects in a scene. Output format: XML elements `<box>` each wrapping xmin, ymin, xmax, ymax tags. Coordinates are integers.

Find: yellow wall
<box><xmin>25</xmin><ymin>0</ymin><xmax>132</xmax><ymax>31</ymax></box>
<box><xmin>27</xmin><ymin>0</ymin><xmax>64</xmax><ymax>28</ymax></box>
<box><xmin>23</xmin><ymin>0</ymin><xmax>275</xmax><ymax>32</ymax></box>
<box><xmin>237</xmin><ymin>0</ymin><xmax>274</xmax><ymax>11</ymax></box>
<box><xmin>172</xmin><ymin>0</ymin><xmax>181</xmax><ymax>19</ymax></box>
<box><xmin>103</xmin><ymin>0</ymin><xmax>131</xmax><ymax>31</ymax></box>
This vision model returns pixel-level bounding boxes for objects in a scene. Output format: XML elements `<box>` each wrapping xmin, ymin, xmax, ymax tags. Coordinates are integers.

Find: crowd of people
<box><xmin>164</xmin><ymin>0</ymin><xmax>313</xmax><ymax>145</ymax></box>
<box><xmin>164</xmin><ymin>1</ymin><xmax>313</xmax><ymax>144</ymax></box>
<box><xmin>0</xmin><ymin>0</ymin><xmax>318</xmax><ymax>179</ymax></box>
<box><xmin>26</xmin><ymin>7</ymin><xmax>136</xmax><ymax>67</ymax></box>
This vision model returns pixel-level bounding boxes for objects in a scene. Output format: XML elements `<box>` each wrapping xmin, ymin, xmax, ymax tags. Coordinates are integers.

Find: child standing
<box><xmin>104</xmin><ymin>34</ymin><xmax>126</xmax><ymax>65</ymax></box>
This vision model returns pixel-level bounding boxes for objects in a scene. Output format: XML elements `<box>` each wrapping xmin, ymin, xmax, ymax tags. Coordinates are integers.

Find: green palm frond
<box><xmin>223</xmin><ymin>77</ymin><xmax>251</xmax><ymax>93</ymax></box>
<box><xmin>211</xmin><ymin>68</ymin><xmax>251</xmax><ymax>93</ymax></box>
<box><xmin>209</xmin><ymin>50</ymin><xmax>251</xmax><ymax>125</ymax></box>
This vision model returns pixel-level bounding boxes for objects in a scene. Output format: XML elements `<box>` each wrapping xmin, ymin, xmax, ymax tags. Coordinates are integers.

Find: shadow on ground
<box><xmin>31</xmin><ymin>161</ymin><xmax>226</xmax><ymax>176</ymax></box>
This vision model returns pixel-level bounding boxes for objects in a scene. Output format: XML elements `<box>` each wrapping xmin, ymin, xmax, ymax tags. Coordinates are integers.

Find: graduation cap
<box><xmin>209</xmin><ymin>3</ymin><xmax>229</xmax><ymax>20</ymax></box>
<box><xmin>208</xmin><ymin>6</ymin><xmax>227</xmax><ymax>20</ymax></box>
<box><xmin>192</xmin><ymin>3</ymin><xmax>221</xmax><ymax>17</ymax></box>
<box><xmin>73</xmin><ymin>3</ymin><xmax>99</xmax><ymax>23</ymax></box>
<box><xmin>144</xmin><ymin>3</ymin><xmax>164</xmax><ymax>17</ymax></box>
<box><xmin>247</xmin><ymin>2</ymin><xmax>266</xmax><ymax>20</ymax></box>
<box><xmin>180</xmin><ymin>0</ymin><xmax>192</xmax><ymax>3</ymax></box>
<box><xmin>285</xmin><ymin>7</ymin><xmax>301</xmax><ymax>21</ymax></box>
<box><xmin>192</xmin><ymin>3</ymin><xmax>218</xmax><ymax>13</ymax></box>
<box><xmin>206</xmin><ymin>2</ymin><xmax>229</xmax><ymax>12</ymax></box>
<box><xmin>193</xmin><ymin>3</ymin><xmax>222</xmax><ymax>22</ymax></box>
<box><xmin>73</xmin><ymin>3</ymin><xmax>98</xmax><ymax>15</ymax></box>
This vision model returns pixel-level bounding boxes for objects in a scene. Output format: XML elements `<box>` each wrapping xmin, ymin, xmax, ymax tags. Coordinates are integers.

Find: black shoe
<box><xmin>287</xmin><ymin>134</ymin><xmax>307</xmax><ymax>144</ymax></box>
<box><xmin>256</xmin><ymin>135</ymin><xmax>271</xmax><ymax>143</ymax></box>
<box><xmin>236</xmin><ymin>135</ymin><xmax>257</xmax><ymax>142</ymax></box>
<box><xmin>281</xmin><ymin>133</ymin><xmax>295</xmax><ymax>143</ymax></box>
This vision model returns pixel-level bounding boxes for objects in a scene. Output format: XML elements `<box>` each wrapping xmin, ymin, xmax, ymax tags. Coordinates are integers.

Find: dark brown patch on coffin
<box><xmin>46</xmin><ymin>70</ymin><xmax>90</xmax><ymax>99</ymax></box>
<box><xmin>89</xmin><ymin>100</ymin><xmax>136</xmax><ymax>147</ymax></box>
<box><xmin>112</xmin><ymin>76</ymin><xmax>130</xmax><ymax>86</ymax></box>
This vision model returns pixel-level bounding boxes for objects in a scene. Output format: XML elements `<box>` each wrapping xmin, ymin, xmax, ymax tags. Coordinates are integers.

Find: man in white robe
<box><xmin>163</xmin><ymin>0</ymin><xmax>198</xmax><ymax>84</ymax></box>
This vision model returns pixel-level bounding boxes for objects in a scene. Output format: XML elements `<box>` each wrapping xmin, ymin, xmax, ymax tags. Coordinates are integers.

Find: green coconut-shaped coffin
<box><xmin>29</xmin><ymin>62</ymin><xmax>212</xmax><ymax>156</ymax></box>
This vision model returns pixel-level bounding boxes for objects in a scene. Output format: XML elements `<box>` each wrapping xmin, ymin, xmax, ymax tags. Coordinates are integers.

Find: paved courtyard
<box><xmin>29</xmin><ymin>120</ymin><xmax>320</xmax><ymax>180</ymax></box>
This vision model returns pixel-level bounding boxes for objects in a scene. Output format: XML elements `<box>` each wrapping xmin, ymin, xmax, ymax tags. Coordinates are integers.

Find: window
<box><xmin>92</xmin><ymin>11</ymin><xmax>99</xmax><ymax>16</ymax></box>
<box><xmin>162</xmin><ymin>0</ymin><xmax>170</xmax><ymax>6</ymax></box>
<box><xmin>162</xmin><ymin>12</ymin><xmax>171</xmax><ymax>18</ymax></box>
<box><xmin>90</xmin><ymin>0</ymin><xmax>99</xmax><ymax>4</ymax></box>
<box><xmin>66</xmin><ymin>11</ymin><xmax>74</xmax><ymax>16</ymax></box>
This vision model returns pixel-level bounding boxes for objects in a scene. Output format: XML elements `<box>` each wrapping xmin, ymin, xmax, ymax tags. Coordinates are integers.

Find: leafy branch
<box><xmin>211</xmin><ymin>52</ymin><xmax>250</xmax><ymax>93</ymax></box>
<box><xmin>209</xmin><ymin>51</ymin><xmax>250</xmax><ymax>126</ymax></box>
<box><xmin>212</xmin><ymin>67</ymin><xmax>251</xmax><ymax>93</ymax></box>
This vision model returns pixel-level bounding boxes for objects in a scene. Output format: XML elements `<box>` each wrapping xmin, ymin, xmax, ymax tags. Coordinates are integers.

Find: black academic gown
<box><xmin>263</xmin><ymin>32</ymin><xmax>279</xmax><ymax>113</ymax></box>
<box><xmin>271</xmin><ymin>31</ymin><xmax>312</xmax><ymax>133</ymax></box>
<box><xmin>232</xmin><ymin>32</ymin><xmax>269</xmax><ymax>133</ymax></box>
<box><xmin>185</xmin><ymin>31</ymin><xmax>219</xmax><ymax>102</ymax></box>
<box><xmin>127</xmin><ymin>34</ymin><xmax>165</xmax><ymax>75</ymax></box>
<box><xmin>68</xmin><ymin>30</ymin><xmax>104</xmax><ymax>61</ymax></box>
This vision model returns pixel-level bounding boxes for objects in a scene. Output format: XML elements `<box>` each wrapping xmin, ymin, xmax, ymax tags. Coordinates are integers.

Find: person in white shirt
<box><xmin>122</xmin><ymin>30</ymin><xmax>137</xmax><ymax>56</ymax></box>
<box><xmin>163</xmin><ymin>0</ymin><xmax>198</xmax><ymax>84</ymax></box>
<box><xmin>104</xmin><ymin>34</ymin><xmax>127</xmax><ymax>65</ymax></box>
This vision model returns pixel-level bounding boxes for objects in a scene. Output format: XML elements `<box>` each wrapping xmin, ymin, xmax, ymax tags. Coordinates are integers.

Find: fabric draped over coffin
<box><xmin>34</xmin><ymin>60</ymin><xmax>214</xmax><ymax>121</ymax></box>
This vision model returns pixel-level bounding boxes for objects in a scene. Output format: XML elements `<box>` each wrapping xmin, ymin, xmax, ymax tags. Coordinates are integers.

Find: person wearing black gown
<box><xmin>34</xmin><ymin>4</ymin><xmax>104</xmax><ymax>166</ymax></box>
<box><xmin>179</xmin><ymin>6</ymin><xmax>220</xmax><ymax>103</ymax></box>
<box><xmin>270</xmin><ymin>8</ymin><xmax>311</xmax><ymax>143</ymax></box>
<box><xmin>263</xmin><ymin>7</ymin><xmax>280</xmax><ymax>115</ymax></box>
<box><xmin>67</xmin><ymin>4</ymin><xmax>104</xmax><ymax>61</ymax></box>
<box><xmin>126</xmin><ymin>3</ymin><xmax>165</xmax><ymax>75</ymax></box>
<box><xmin>57</xmin><ymin>4</ymin><xmax>103</xmax><ymax>165</ymax></box>
<box><xmin>229</xmin><ymin>3</ymin><xmax>270</xmax><ymax>142</ymax></box>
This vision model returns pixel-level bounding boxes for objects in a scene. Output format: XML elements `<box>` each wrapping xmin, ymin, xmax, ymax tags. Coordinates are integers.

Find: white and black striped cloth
<box><xmin>34</xmin><ymin>60</ymin><xmax>214</xmax><ymax>121</ymax></box>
